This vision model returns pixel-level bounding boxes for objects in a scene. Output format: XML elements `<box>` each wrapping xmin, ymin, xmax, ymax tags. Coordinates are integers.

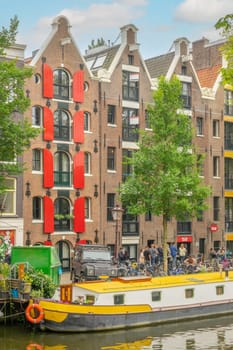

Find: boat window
<box><xmin>151</xmin><ymin>291</ymin><xmax>161</xmax><ymax>302</ymax></box>
<box><xmin>216</xmin><ymin>285</ymin><xmax>224</xmax><ymax>295</ymax></box>
<box><xmin>185</xmin><ymin>288</ymin><xmax>194</xmax><ymax>298</ymax></box>
<box><xmin>114</xmin><ymin>294</ymin><xmax>124</xmax><ymax>305</ymax></box>
<box><xmin>86</xmin><ymin>295</ymin><xmax>95</xmax><ymax>304</ymax></box>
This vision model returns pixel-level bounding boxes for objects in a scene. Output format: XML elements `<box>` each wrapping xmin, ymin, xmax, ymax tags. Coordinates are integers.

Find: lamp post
<box><xmin>111</xmin><ymin>204</ymin><xmax>124</xmax><ymax>259</ymax></box>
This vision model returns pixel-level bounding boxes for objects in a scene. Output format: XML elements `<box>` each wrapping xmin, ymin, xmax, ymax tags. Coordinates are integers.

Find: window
<box><xmin>225</xmin><ymin>158</ymin><xmax>233</xmax><ymax>189</ymax></box>
<box><xmin>145</xmin><ymin>109</ymin><xmax>151</xmax><ymax>129</ymax></box>
<box><xmin>84</xmin><ymin>152</ymin><xmax>91</xmax><ymax>174</ymax></box>
<box><xmin>54</xmin><ymin>110</ymin><xmax>70</xmax><ymax>141</ymax></box>
<box><xmin>181</xmin><ymin>65</ymin><xmax>187</xmax><ymax>75</ymax></box>
<box><xmin>213</xmin><ymin>120</ymin><xmax>220</xmax><ymax>137</ymax></box>
<box><xmin>107</xmin><ymin>147</ymin><xmax>116</xmax><ymax>171</ymax></box>
<box><xmin>84</xmin><ymin>112</ymin><xmax>91</xmax><ymax>132</ymax></box>
<box><xmin>32</xmin><ymin>106</ymin><xmax>42</xmax><ymax>126</ymax></box>
<box><xmin>213</xmin><ymin>196</ymin><xmax>220</xmax><ymax>221</ymax></box>
<box><xmin>128</xmin><ymin>55</ymin><xmax>134</xmax><ymax>65</ymax></box>
<box><xmin>122</xmin><ymin>71</ymin><xmax>139</xmax><ymax>101</ymax></box>
<box><xmin>181</xmin><ymin>82</ymin><xmax>191</xmax><ymax>109</ymax></box>
<box><xmin>196</xmin><ymin>117</ymin><xmax>203</xmax><ymax>135</ymax></box>
<box><xmin>0</xmin><ymin>178</ymin><xmax>16</xmax><ymax>215</ymax></box>
<box><xmin>122</xmin><ymin>149</ymin><xmax>133</xmax><ymax>182</ymax></box>
<box><xmin>225</xmin><ymin>197</ymin><xmax>233</xmax><ymax>232</ymax></box>
<box><xmin>32</xmin><ymin>149</ymin><xmax>42</xmax><ymax>171</ymax></box>
<box><xmin>122</xmin><ymin>108</ymin><xmax>139</xmax><ymax>142</ymax></box>
<box><xmin>85</xmin><ymin>197</ymin><xmax>91</xmax><ymax>220</ymax></box>
<box><xmin>114</xmin><ymin>294</ymin><xmax>124</xmax><ymax>305</ymax></box>
<box><xmin>107</xmin><ymin>105</ymin><xmax>116</xmax><ymax>124</ymax></box>
<box><xmin>151</xmin><ymin>291</ymin><xmax>161</xmax><ymax>301</ymax></box>
<box><xmin>53</xmin><ymin>69</ymin><xmax>70</xmax><ymax>100</ymax></box>
<box><xmin>54</xmin><ymin>197</ymin><xmax>71</xmax><ymax>231</ymax></box>
<box><xmin>32</xmin><ymin>196</ymin><xmax>42</xmax><ymax>220</ymax></box>
<box><xmin>197</xmin><ymin>154</ymin><xmax>204</xmax><ymax>177</ymax></box>
<box><xmin>54</xmin><ymin>152</ymin><xmax>70</xmax><ymax>186</ymax></box>
<box><xmin>145</xmin><ymin>211</ymin><xmax>152</xmax><ymax>221</ymax></box>
<box><xmin>107</xmin><ymin>193</ymin><xmax>115</xmax><ymax>221</ymax></box>
<box><xmin>216</xmin><ymin>285</ymin><xmax>224</xmax><ymax>295</ymax></box>
<box><xmin>185</xmin><ymin>288</ymin><xmax>194</xmax><ymax>298</ymax></box>
<box><xmin>213</xmin><ymin>156</ymin><xmax>220</xmax><ymax>177</ymax></box>
<box><xmin>224</xmin><ymin>89</ymin><xmax>233</xmax><ymax>116</ymax></box>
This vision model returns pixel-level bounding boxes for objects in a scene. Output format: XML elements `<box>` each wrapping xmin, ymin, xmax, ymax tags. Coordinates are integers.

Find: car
<box><xmin>71</xmin><ymin>244</ymin><xmax>121</xmax><ymax>282</ymax></box>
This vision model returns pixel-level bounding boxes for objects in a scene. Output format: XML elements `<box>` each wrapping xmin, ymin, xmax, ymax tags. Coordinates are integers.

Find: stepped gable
<box><xmin>145</xmin><ymin>51</ymin><xmax>175</xmax><ymax>79</ymax></box>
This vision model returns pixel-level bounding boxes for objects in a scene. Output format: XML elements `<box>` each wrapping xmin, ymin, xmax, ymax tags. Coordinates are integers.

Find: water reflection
<box><xmin>1</xmin><ymin>316</ymin><xmax>233</xmax><ymax>350</ymax></box>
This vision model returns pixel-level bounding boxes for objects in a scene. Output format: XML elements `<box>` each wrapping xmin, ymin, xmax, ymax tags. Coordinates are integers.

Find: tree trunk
<box><xmin>162</xmin><ymin>215</ymin><xmax>168</xmax><ymax>274</ymax></box>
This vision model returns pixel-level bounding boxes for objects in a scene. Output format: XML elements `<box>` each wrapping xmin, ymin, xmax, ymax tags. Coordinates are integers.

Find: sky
<box><xmin>0</xmin><ymin>0</ymin><xmax>232</xmax><ymax>59</ymax></box>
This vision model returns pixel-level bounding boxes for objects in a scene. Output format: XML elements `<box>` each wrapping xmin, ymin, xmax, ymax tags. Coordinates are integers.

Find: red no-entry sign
<box><xmin>209</xmin><ymin>223</ymin><xmax>219</xmax><ymax>233</ymax></box>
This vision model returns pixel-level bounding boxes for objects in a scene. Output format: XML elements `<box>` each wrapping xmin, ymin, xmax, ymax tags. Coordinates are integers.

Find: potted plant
<box><xmin>0</xmin><ymin>262</ymin><xmax>10</xmax><ymax>297</ymax></box>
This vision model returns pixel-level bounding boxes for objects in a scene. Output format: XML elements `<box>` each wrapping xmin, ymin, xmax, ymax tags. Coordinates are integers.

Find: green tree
<box><xmin>0</xmin><ymin>17</ymin><xmax>40</xmax><ymax>195</ymax></box>
<box><xmin>119</xmin><ymin>76</ymin><xmax>211</xmax><ymax>273</ymax></box>
<box><xmin>215</xmin><ymin>13</ymin><xmax>233</xmax><ymax>85</ymax></box>
<box><xmin>88</xmin><ymin>37</ymin><xmax>107</xmax><ymax>50</ymax></box>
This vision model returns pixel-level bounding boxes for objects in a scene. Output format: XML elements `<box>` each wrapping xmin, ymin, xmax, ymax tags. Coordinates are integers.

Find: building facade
<box><xmin>2</xmin><ymin>16</ymin><xmax>232</xmax><ymax>269</ymax></box>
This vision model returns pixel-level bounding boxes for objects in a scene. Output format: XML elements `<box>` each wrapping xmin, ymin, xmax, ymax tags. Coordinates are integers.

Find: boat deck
<box><xmin>70</xmin><ymin>271</ymin><xmax>232</xmax><ymax>293</ymax></box>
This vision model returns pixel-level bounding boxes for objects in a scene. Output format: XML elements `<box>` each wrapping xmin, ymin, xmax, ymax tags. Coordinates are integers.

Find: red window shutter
<box><xmin>44</xmin><ymin>196</ymin><xmax>54</xmax><ymax>233</ymax></box>
<box><xmin>43</xmin><ymin>107</ymin><xmax>54</xmax><ymax>141</ymax></box>
<box><xmin>43</xmin><ymin>149</ymin><xmax>54</xmax><ymax>188</ymax></box>
<box><xmin>73</xmin><ymin>110</ymin><xmax>84</xmax><ymax>143</ymax></box>
<box><xmin>43</xmin><ymin>63</ymin><xmax>53</xmax><ymax>99</ymax></box>
<box><xmin>74</xmin><ymin>197</ymin><xmax>85</xmax><ymax>233</ymax></box>
<box><xmin>73</xmin><ymin>70</ymin><xmax>84</xmax><ymax>103</ymax></box>
<box><xmin>73</xmin><ymin>152</ymin><xmax>84</xmax><ymax>189</ymax></box>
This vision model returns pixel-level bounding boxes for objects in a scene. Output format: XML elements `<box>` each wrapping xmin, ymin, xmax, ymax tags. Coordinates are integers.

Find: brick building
<box><xmin>1</xmin><ymin>16</ymin><xmax>232</xmax><ymax>270</ymax></box>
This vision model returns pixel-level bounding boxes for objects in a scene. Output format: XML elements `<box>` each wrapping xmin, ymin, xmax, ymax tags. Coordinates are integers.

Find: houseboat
<box><xmin>25</xmin><ymin>271</ymin><xmax>233</xmax><ymax>333</ymax></box>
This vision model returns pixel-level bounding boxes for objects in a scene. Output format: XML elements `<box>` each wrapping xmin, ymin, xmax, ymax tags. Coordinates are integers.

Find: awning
<box><xmin>177</xmin><ymin>236</ymin><xmax>192</xmax><ymax>243</ymax></box>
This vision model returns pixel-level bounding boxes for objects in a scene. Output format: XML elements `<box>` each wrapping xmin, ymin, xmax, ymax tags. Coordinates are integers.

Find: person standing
<box><xmin>179</xmin><ymin>243</ymin><xmax>187</xmax><ymax>263</ymax></box>
<box><xmin>170</xmin><ymin>242</ymin><xmax>178</xmax><ymax>269</ymax></box>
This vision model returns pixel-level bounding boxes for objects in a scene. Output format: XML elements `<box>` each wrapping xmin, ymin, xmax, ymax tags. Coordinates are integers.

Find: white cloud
<box><xmin>175</xmin><ymin>0</ymin><xmax>233</xmax><ymax>23</ymax></box>
<box><xmin>22</xmin><ymin>0</ymin><xmax>147</xmax><ymax>56</ymax></box>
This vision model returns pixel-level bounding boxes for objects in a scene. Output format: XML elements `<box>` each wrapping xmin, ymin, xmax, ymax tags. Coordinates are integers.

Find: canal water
<box><xmin>1</xmin><ymin>315</ymin><xmax>233</xmax><ymax>349</ymax></box>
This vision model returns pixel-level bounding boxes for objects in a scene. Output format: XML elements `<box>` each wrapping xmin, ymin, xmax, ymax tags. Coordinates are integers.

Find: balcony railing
<box><xmin>54</xmin><ymin>218</ymin><xmax>71</xmax><ymax>231</ymax></box>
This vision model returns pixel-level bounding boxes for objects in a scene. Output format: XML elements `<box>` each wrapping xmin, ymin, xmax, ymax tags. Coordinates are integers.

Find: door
<box><xmin>56</xmin><ymin>240</ymin><xmax>70</xmax><ymax>272</ymax></box>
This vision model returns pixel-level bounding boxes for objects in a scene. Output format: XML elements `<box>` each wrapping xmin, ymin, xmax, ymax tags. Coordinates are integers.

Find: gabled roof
<box><xmin>196</xmin><ymin>64</ymin><xmax>222</xmax><ymax>88</ymax></box>
<box><xmin>84</xmin><ymin>44</ymin><xmax>120</xmax><ymax>75</ymax></box>
<box><xmin>144</xmin><ymin>52</ymin><xmax>175</xmax><ymax>79</ymax></box>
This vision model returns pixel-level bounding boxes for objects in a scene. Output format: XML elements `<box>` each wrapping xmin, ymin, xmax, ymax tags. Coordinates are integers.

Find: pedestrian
<box><xmin>170</xmin><ymin>242</ymin><xmax>178</xmax><ymax>269</ymax></box>
<box><xmin>150</xmin><ymin>243</ymin><xmax>159</xmax><ymax>265</ymax></box>
<box><xmin>143</xmin><ymin>246</ymin><xmax>151</xmax><ymax>265</ymax></box>
<box><xmin>179</xmin><ymin>243</ymin><xmax>187</xmax><ymax>263</ymax></box>
<box><xmin>118</xmin><ymin>247</ymin><xmax>126</xmax><ymax>264</ymax></box>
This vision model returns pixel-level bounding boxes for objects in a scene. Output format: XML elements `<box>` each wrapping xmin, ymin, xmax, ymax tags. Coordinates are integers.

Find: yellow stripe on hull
<box><xmin>39</xmin><ymin>300</ymin><xmax>152</xmax><ymax>322</ymax></box>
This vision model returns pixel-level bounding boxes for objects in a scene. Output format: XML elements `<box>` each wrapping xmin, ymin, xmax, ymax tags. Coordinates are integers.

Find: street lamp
<box><xmin>111</xmin><ymin>204</ymin><xmax>124</xmax><ymax>259</ymax></box>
